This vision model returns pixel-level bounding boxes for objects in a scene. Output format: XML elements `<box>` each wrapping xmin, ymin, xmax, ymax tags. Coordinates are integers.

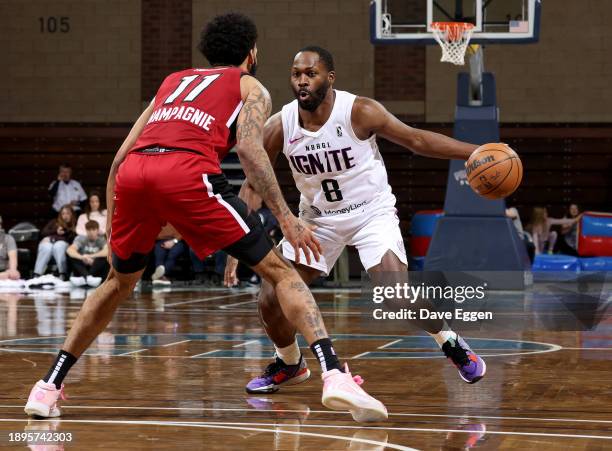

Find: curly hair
<box><xmin>197</xmin><ymin>13</ymin><xmax>258</xmax><ymax>66</ymax></box>
<box><xmin>298</xmin><ymin>45</ymin><xmax>335</xmax><ymax>72</ymax></box>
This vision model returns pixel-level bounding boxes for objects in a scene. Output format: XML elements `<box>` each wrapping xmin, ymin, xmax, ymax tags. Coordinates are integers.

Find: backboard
<box><xmin>371</xmin><ymin>0</ymin><xmax>541</xmax><ymax>45</ymax></box>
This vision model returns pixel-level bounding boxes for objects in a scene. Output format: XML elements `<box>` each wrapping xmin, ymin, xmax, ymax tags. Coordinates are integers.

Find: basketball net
<box><xmin>431</xmin><ymin>22</ymin><xmax>475</xmax><ymax>66</ymax></box>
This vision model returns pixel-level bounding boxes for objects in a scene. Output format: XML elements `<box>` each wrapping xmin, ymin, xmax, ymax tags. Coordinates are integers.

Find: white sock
<box><xmin>429</xmin><ymin>328</ymin><xmax>456</xmax><ymax>348</ymax></box>
<box><xmin>275</xmin><ymin>339</ymin><xmax>301</xmax><ymax>365</ymax></box>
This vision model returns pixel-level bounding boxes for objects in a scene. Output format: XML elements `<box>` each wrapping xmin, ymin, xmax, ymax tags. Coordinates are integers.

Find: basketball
<box><xmin>465</xmin><ymin>143</ymin><xmax>523</xmax><ymax>199</ymax></box>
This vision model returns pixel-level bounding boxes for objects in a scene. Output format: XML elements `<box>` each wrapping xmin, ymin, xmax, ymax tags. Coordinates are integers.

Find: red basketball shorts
<box><xmin>109</xmin><ymin>150</ymin><xmax>272</xmax><ymax>273</ymax></box>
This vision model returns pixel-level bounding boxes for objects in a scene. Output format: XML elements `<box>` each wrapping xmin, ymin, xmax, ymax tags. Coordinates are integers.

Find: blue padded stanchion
<box><xmin>580</xmin><ymin>257</ymin><xmax>612</xmax><ymax>271</ymax></box>
<box><xmin>424</xmin><ymin>72</ymin><xmax>530</xmax><ymax>289</ymax></box>
<box><xmin>532</xmin><ymin>254</ymin><xmax>580</xmax><ymax>272</ymax></box>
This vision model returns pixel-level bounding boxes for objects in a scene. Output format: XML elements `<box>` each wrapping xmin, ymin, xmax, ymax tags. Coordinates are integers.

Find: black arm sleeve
<box><xmin>49</xmin><ymin>180</ymin><xmax>59</xmax><ymax>198</ymax></box>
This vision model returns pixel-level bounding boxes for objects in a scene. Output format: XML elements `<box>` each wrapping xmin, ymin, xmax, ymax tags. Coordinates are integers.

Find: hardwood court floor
<box><xmin>0</xmin><ymin>287</ymin><xmax>610</xmax><ymax>450</ymax></box>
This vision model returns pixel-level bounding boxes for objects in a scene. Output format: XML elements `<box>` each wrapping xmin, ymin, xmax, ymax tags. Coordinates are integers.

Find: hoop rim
<box><xmin>431</xmin><ymin>21</ymin><xmax>475</xmax><ymax>31</ymax></box>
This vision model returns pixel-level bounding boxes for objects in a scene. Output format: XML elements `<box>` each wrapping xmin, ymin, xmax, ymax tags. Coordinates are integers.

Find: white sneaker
<box><xmin>86</xmin><ymin>276</ymin><xmax>102</xmax><ymax>287</ymax></box>
<box><xmin>69</xmin><ymin>276</ymin><xmax>87</xmax><ymax>287</ymax></box>
<box><xmin>24</xmin><ymin>380</ymin><xmax>66</xmax><ymax>418</ymax></box>
<box><xmin>55</xmin><ymin>280</ymin><xmax>72</xmax><ymax>289</ymax></box>
<box><xmin>69</xmin><ymin>288</ymin><xmax>86</xmax><ymax>300</ymax></box>
<box><xmin>321</xmin><ymin>364</ymin><xmax>388</xmax><ymax>423</ymax></box>
<box><xmin>151</xmin><ymin>265</ymin><xmax>165</xmax><ymax>281</ymax></box>
<box><xmin>152</xmin><ymin>276</ymin><xmax>171</xmax><ymax>286</ymax></box>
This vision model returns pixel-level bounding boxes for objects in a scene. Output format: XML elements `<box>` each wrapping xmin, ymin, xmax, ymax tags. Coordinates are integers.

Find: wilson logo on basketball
<box><xmin>466</xmin><ymin>155</ymin><xmax>495</xmax><ymax>177</ymax></box>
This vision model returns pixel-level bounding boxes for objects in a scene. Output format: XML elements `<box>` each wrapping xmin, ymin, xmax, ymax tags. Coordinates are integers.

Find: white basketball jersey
<box><xmin>281</xmin><ymin>90</ymin><xmax>396</xmax><ymax>220</ymax></box>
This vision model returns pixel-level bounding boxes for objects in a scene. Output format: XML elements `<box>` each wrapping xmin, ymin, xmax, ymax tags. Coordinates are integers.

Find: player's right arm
<box><xmin>106</xmin><ymin>100</ymin><xmax>155</xmax><ymax>239</ymax></box>
<box><xmin>235</xmin><ymin>76</ymin><xmax>320</xmax><ymax>265</ymax></box>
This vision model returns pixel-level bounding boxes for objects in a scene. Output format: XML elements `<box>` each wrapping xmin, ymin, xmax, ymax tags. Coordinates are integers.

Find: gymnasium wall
<box><xmin>191</xmin><ymin>0</ymin><xmax>374</xmax><ymax>109</ymax></box>
<box><xmin>1</xmin><ymin>0</ymin><xmax>611</xmax><ymax>234</ymax></box>
<box><xmin>2</xmin><ymin>1</ymin><xmax>611</xmax><ymax>122</ymax></box>
<box><xmin>426</xmin><ymin>0</ymin><xmax>612</xmax><ymax>122</ymax></box>
<box><xmin>0</xmin><ymin>0</ymin><xmax>141</xmax><ymax>122</ymax></box>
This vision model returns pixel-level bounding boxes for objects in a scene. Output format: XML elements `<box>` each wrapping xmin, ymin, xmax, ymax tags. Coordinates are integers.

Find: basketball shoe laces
<box><xmin>56</xmin><ymin>385</ymin><xmax>68</xmax><ymax>402</ymax></box>
<box><xmin>263</xmin><ymin>357</ymin><xmax>288</xmax><ymax>376</ymax></box>
<box><xmin>442</xmin><ymin>339</ymin><xmax>470</xmax><ymax>367</ymax></box>
<box><xmin>264</xmin><ymin>358</ymin><xmax>365</xmax><ymax>385</ymax></box>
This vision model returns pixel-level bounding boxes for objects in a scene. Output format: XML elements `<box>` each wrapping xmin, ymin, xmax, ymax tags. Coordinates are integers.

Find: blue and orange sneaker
<box><xmin>246</xmin><ymin>356</ymin><xmax>311</xmax><ymax>394</ymax></box>
<box><xmin>442</xmin><ymin>335</ymin><xmax>486</xmax><ymax>384</ymax></box>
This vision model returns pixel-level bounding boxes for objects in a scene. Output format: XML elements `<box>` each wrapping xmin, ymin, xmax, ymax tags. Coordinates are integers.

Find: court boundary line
<box><xmin>0</xmin><ymin>418</ymin><xmax>609</xmax><ymax>441</ymax></box>
<box><xmin>0</xmin><ymin>418</ymin><xmax>414</xmax><ymax>451</ymax></box>
<box><xmin>2</xmin><ymin>404</ymin><xmax>611</xmax><ymax>425</ymax></box>
<box><xmin>0</xmin><ymin>334</ymin><xmax>564</xmax><ymax>359</ymax></box>
<box><xmin>165</xmin><ymin>293</ymin><xmax>251</xmax><ymax>307</ymax></box>
<box><xmin>161</xmin><ymin>340</ymin><xmax>191</xmax><ymax>347</ymax></box>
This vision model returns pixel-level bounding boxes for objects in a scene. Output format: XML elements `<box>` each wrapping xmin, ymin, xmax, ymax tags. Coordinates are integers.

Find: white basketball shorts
<box><xmin>281</xmin><ymin>206</ymin><xmax>408</xmax><ymax>275</ymax></box>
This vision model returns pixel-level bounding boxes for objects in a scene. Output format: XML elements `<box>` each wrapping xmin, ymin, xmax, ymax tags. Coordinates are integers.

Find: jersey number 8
<box><xmin>321</xmin><ymin>179</ymin><xmax>343</xmax><ymax>202</ymax></box>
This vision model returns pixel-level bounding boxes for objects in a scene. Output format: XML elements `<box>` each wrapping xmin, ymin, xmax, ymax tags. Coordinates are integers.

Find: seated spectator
<box><xmin>244</xmin><ymin>190</ymin><xmax>282</xmax><ymax>242</ymax></box>
<box><xmin>555</xmin><ymin>203</ymin><xmax>581</xmax><ymax>256</ymax></box>
<box><xmin>48</xmin><ymin>163</ymin><xmax>87</xmax><ymax>217</ymax></box>
<box><xmin>506</xmin><ymin>207</ymin><xmax>535</xmax><ymax>263</ymax></box>
<box><xmin>0</xmin><ymin>215</ymin><xmax>20</xmax><ymax>280</ymax></box>
<box><xmin>152</xmin><ymin>224</ymin><xmax>186</xmax><ymax>286</ymax></box>
<box><xmin>76</xmin><ymin>191</ymin><xmax>107</xmax><ymax>237</ymax></box>
<box><xmin>66</xmin><ymin>220</ymin><xmax>109</xmax><ymax>287</ymax></box>
<box><xmin>189</xmin><ymin>249</ymin><xmax>226</xmax><ymax>285</ymax></box>
<box><xmin>33</xmin><ymin>205</ymin><xmax>76</xmax><ymax>279</ymax></box>
<box><xmin>527</xmin><ymin>207</ymin><xmax>580</xmax><ymax>255</ymax></box>
<box><xmin>236</xmin><ymin>191</ymin><xmax>281</xmax><ymax>285</ymax></box>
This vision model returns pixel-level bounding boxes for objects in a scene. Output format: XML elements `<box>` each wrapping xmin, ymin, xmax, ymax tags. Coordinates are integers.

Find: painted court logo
<box><xmin>465</xmin><ymin>155</ymin><xmax>495</xmax><ymax>177</ymax></box>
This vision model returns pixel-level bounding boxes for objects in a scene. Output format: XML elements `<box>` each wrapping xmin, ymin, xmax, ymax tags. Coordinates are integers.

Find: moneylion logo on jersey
<box><xmin>336</xmin><ymin>126</ymin><xmax>343</xmax><ymax>137</ymax></box>
<box><xmin>310</xmin><ymin>206</ymin><xmax>322</xmax><ymax>216</ymax></box>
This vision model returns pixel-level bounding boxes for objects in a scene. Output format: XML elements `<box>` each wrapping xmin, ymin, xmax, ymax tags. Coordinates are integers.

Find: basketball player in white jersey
<box><xmin>225</xmin><ymin>46</ymin><xmax>486</xmax><ymax>394</ymax></box>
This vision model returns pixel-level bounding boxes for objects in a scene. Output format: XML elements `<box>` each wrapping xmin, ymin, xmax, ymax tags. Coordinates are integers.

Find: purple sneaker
<box><xmin>442</xmin><ymin>335</ymin><xmax>486</xmax><ymax>384</ymax></box>
<box><xmin>246</xmin><ymin>356</ymin><xmax>311</xmax><ymax>394</ymax></box>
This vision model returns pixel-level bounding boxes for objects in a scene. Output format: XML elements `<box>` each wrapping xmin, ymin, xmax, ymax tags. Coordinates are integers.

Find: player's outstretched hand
<box><xmin>224</xmin><ymin>256</ymin><xmax>240</xmax><ymax>287</ymax></box>
<box><xmin>281</xmin><ymin>216</ymin><xmax>321</xmax><ymax>266</ymax></box>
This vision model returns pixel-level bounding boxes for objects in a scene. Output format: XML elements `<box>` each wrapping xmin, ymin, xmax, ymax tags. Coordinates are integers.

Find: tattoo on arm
<box><xmin>236</xmin><ymin>85</ymin><xmax>292</xmax><ymax>222</ymax></box>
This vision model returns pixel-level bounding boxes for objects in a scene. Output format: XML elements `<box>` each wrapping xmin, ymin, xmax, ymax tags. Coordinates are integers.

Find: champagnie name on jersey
<box><xmin>289</xmin><ymin>143</ymin><xmax>356</xmax><ymax>175</ymax></box>
<box><xmin>147</xmin><ymin>106</ymin><xmax>216</xmax><ymax>131</ymax></box>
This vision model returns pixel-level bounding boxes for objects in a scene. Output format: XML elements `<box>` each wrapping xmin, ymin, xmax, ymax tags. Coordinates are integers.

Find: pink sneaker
<box><xmin>24</xmin><ymin>380</ymin><xmax>66</xmax><ymax>418</ymax></box>
<box><xmin>321</xmin><ymin>364</ymin><xmax>387</xmax><ymax>423</ymax></box>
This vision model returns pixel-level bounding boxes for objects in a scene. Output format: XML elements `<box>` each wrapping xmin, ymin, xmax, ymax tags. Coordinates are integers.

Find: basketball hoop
<box><xmin>431</xmin><ymin>22</ymin><xmax>475</xmax><ymax>66</ymax></box>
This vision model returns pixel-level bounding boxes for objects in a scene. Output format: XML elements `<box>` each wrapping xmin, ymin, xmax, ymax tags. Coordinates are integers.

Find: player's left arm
<box><xmin>105</xmin><ymin>100</ymin><xmax>156</xmax><ymax>238</ymax></box>
<box><xmin>352</xmin><ymin>97</ymin><xmax>478</xmax><ymax>160</ymax></box>
<box><xmin>238</xmin><ymin>111</ymin><xmax>284</xmax><ymax>212</ymax></box>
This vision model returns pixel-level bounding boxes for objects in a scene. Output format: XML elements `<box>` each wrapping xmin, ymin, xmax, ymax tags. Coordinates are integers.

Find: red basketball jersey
<box><xmin>131</xmin><ymin>67</ymin><xmax>245</xmax><ymax>173</ymax></box>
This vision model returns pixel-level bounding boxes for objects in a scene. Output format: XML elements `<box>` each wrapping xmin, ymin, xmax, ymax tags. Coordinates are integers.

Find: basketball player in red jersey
<box><xmin>24</xmin><ymin>14</ymin><xmax>387</xmax><ymax>423</ymax></box>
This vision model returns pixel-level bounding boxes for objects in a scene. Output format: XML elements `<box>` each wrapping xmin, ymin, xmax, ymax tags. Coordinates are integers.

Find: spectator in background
<box><xmin>76</xmin><ymin>192</ymin><xmax>107</xmax><ymax>237</ymax></box>
<box><xmin>556</xmin><ymin>203</ymin><xmax>581</xmax><ymax>256</ymax></box>
<box><xmin>49</xmin><ymin>163</ymin><xmax>87</xmax><ymax>216</ymax></box>
<box><xmin>527</xmin><ymin>207</ymin><xmax>580</xmax><ymax>255</ymax></box>
<box><xmin>506</xmin><ymin>207</ymin><xmax>535</xmax><ymax>262</ymax></box>
<box><xmin>189</xmin><ymin>249</ymin><xmax>227</xmax><ymax>285</ymax></box>
<box><xmin>66</xmin><ymin>220</ymin><xmax>109</xmax><ymax>288</ymax></box>
<box><xmin>228</xmin><ymin>190</ymin><xmax>281</xmax><ymax>286</ymax></box>
<box><xmin>33</xmin><ymin>205</ymin><xmax>76</xmax><ymax>279</ymax></box>
<box><xmin>0</xmin><ymin>215</ymin><xmax>20</xmax><ymax>280</ymax></box>
<box><xmin>152</xmin><ymin>224</ymin><xmax>186</xmax><ymax>286</ymax></box>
